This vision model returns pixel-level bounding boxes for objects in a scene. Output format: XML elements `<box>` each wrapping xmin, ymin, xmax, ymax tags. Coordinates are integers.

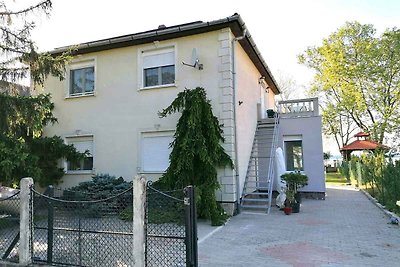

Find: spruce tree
<box><xmin>158</xmin><ymin>87</ymin><xmax>233</xmax><ymax>225</ymax></box>
<box><xmin>0</xmin><ymin>0</ymin><xmax>71</xmax><ymax>89</ymax></box>
<box><xmin>0</xmin><ymin>1</ymin><xmax>81</xmax><ymax>187</ymax></box>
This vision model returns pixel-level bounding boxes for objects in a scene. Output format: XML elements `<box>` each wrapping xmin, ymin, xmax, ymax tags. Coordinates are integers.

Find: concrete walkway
<box><xmin>198</xmin><ymin>185</ymin><xmax>400</xmax><ymax>267</ymax></box>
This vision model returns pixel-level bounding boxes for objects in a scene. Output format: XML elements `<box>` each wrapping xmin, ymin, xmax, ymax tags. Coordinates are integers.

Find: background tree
<box><xmin>0</xmin><ymin>1</ymin><xmax>81</xmax><ymax>187</ymax></box>
<box><xmin>158</xmin><ymin>87</ymin><xmax>233</xmax><ymax>226</ymax></box>
<box><xmin>321</xmin><ymin>100</ymin><xmax>357</xmax><ymax>150</ymax></box>
<box><xmin>275</xmin><ymin>70</ymin><xmax>305</xmax><ymax>101</ymax></box>
<box><xmin>299</xmin><ymin>22</ymin><xmax>400</xmax><ymax>146</ymax></box>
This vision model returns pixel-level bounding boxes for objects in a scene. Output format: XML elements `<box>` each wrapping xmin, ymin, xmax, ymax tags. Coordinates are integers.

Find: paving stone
<box><xmin>198</xmin><ymin>185</ymin><xmax>400</xmax><ymax>266</ymax></box>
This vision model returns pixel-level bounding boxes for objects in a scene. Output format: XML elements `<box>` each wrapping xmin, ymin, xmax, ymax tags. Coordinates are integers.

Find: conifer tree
<box><xmin>0</xmin><ymin>0</ymin><xmax>71</xmax><ymax>89</ymax></box>
<box><xmin>158</xmin><ymin>87</ymin><xmax>233</xmax><ymax>225</ymax></box>
<box><xmin>0</xmin><ymin>1</ymin><xmax>81</xmax><ymax>186</ymax></box>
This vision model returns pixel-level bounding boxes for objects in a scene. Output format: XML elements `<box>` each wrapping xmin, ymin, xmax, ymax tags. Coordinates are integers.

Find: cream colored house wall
<box><xmin>235</xmin><ymin>44</ymin><xmax>277</xmax><ymax>196</ymax></box>
<box><xmin>41</xmin><ymin>30</ymin><xmax>237</xmax><ymax>191</ymax></box>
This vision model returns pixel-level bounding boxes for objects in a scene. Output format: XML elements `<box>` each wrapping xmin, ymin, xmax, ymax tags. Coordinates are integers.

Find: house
<box><xmin>40</xmin><ymin>13</ymin><xmax>325</xmax><ymax>215</ymax></box>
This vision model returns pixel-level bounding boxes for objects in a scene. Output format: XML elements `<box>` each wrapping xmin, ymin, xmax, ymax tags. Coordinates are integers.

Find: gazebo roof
<box><xmin>340</xmin><ymin>140</ymin><xmax>389</xmax><ymax>151</ymax></box>
<box><xmin>354</xmin><ymin>132</ymin><xmax>370</xmax><ymax>138</ymax></box>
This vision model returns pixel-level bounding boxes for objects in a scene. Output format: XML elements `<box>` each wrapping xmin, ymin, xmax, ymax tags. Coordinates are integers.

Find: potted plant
<box><xmin>281</xmin><ymin>172</ymin><xmax>308</xmax><ymax>213</ymax></box>
<box><xmin>267</xmin><ymin>109</ymin><xmax>275</xmax><ymax>118</ymax></box>
<box><xmin>283</xmin><ymin>189</ymin><xmax>295</xmax><ymax>215</ymax></box>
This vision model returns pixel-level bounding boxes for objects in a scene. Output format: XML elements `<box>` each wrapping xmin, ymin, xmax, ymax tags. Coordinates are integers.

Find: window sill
<box><xmin>65</xmin><ymin>93</ymin><xmax>95</xmax><ymax>99</ymax></box>
<box><xmin>66</xmin><ymin>170</ymin><xmax>94</xmax><ymax>175</ymax></box>
<box><xmin>139</xmin><ymin>84</ymin><xmax>176</xmax><ymax>91</ymax></box>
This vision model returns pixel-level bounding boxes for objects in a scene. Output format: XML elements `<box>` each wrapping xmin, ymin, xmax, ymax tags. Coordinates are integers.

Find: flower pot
<box><xmin>292</xmin><ymin>202</ymin><xmax>300</xmax><ymax>213</ymax></box>
<box><xmin>283</xmin><ymin>207</ymin><xmax>292</xmax><ymax>215</ymax></box>
<box><xmin>295</xmin><ymin>192</ymin><xmax>302</xmax><ymax>203</ymax></box>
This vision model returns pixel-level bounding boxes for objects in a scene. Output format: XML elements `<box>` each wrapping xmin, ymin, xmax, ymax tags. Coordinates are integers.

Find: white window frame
<box><xmin>139</xmin><ymin>131</ymin><xmax>174</xmax><ymax>174</ymax></box>
<box><xmin>283</xmin><ymin>135</ymin><xmax>304</xmax><ymax>172</ymax></box>
<box><xmin>138</xmin><ymin>44</ymin><xmax>177</xmax><ymax>90</ymax></box>
<box><xmin>65</xmin><ymin>57</ymin><xmax>96</xmax><ymax>98</ymax></box>
<box><xmin>64</xmin><ymin>135</ymin><xmax>95</xmax><ymax>174</ymax></box>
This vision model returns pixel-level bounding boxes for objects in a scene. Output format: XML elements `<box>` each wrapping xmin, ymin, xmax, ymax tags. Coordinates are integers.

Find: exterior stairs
<box><xmin>240</xmin><ymin>116</ymin><xmax>279</xmax><ymax>213</ymax></box>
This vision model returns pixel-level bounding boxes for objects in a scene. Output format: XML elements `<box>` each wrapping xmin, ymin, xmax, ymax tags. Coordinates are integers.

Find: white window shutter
<box><xmin>143</xmin><ymin>50</ymin><xmax>174</xmax><ymax>69</ymax></box>
<box><xmin>142</xmin><ymin>135</ymin><xmax>173</xmax><ymax>172</ymax></box>
<box><xmin>71</xmin><ymin>140</ymin><xmax>93</xmax><ymax>156</ymax></box>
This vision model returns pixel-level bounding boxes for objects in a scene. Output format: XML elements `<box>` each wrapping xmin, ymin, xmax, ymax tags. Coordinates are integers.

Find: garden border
<box><xmin>360</xmin><ymin>188</ymin><xmax>400</xmax><ymax>227</ymax></box>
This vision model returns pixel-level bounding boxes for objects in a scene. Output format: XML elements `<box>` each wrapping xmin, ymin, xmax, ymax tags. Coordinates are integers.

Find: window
<box><xmin>142</xmin><ymin>48</ymin><xmax>175</xmax><ymax>88</ymax></box>
<box><xmin>70</xmin><ymin>66</ymin><xmax>95</xmax><ymax>96</ymax></box>
<box><xmin>141</xmin><ymin>132</ymin><xmax>173</xmax><ymax>172</ymax></box>
<box><xmin>66</xmin><ymin>136</ymin><xmax>94</xmax><ymax>172</ymax></box>
<box><xmin>285</xmin><ymin>140</ymin><xmax>303</xmax><ymax>171</ymax></box>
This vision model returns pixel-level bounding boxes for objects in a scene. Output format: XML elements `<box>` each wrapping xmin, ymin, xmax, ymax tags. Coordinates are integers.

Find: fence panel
<box><xmin>0</xmin><ymin>190</ymin><xmax>20</xmax><ymax>262</ymax></box>
<box><xmin>31</xmin><ymin>186</ymin><xmax>134</xmax><ymax>266</ymax></box>
<box><xmin>145</xmin><ymin>184</ymin><xmax>197</xmax><ymax>267</ymax></box>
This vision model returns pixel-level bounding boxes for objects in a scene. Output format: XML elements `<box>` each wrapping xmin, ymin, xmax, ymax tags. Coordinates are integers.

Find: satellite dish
<box><xmin>182</xmin><ymin>48</ymin><xmax>203</xmax><ymax>70</ymax></box>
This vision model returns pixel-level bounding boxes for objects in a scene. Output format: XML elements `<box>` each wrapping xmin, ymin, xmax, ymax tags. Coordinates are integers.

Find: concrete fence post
<box><xmin>133</xmin><ymin>175</ymin><xmax>146</xmax><ymax>267</ymax></box>
<box><xmin>20</xmin><ymin>177</ymin><xmax>33</xmax><ymax>265</ymax></box>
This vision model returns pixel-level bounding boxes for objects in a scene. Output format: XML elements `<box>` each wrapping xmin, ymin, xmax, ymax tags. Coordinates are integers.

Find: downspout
<box><xmin>231</xmin><ymin>28</ymin><xmax>247</xmax><ymax>215</ymax></box>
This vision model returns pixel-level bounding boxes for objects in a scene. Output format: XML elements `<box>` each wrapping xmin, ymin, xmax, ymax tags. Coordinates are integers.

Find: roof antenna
<box><xmin>182</xmin><ymin>48</ymin><xmax>203</xmax><ymax>70</ymax></box>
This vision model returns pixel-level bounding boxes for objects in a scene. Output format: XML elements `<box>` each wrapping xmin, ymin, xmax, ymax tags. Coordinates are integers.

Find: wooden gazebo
<box><xmin>340</xmin><ymin>132</ymin><xmax>389</xmax><ymax>160</ymax></box>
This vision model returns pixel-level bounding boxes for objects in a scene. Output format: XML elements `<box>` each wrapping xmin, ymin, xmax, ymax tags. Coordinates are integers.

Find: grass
<box><xmin>325</xmin><ymin>172</ymin><xmax>348</xmax><ymax>185</ymax></box>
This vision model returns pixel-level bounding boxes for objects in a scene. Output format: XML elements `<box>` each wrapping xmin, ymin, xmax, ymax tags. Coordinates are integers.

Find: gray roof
<box><xmin>52</xmin><ymin>13</ymin><xmax>279</xmax><ymax>94</ymax></box>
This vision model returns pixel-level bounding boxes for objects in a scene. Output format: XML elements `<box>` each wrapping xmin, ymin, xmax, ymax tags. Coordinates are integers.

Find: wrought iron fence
<box><xmin>31</xmin><ymin>185</ymin><xmax>134</xmax><ymax>266</ymax></box>
<box><xmin>0</xmin><ymin>190</ymin><xmax>20</xmax><ymax>262</ymax></box>
<box><xmin>145</xmin><ymin>184</ymin><xmax>197</xmax><ymax>267</ymax></box>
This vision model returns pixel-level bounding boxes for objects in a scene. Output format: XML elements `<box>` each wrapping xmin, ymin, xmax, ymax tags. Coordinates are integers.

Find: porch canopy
<box><xmin>340</xmin><ymin>132</ymin><xmax>389</xmax><ymax>160</ymax></box>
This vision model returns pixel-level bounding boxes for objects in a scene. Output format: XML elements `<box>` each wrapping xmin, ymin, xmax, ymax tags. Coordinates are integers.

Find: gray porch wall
<box><xmin>278</xmin><ymin>116</ymin><xmax>326</xmax><ymax>193</ymax></box>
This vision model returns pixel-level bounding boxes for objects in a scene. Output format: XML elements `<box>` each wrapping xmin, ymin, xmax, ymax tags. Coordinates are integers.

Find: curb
<box><xmin>360</xmin><ymin>189</ymin><xmax>400</xmax><ymax>226</ymax></box>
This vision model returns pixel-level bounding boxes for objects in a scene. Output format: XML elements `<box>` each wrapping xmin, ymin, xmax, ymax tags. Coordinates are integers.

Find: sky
<box><xmin>31</xmin><ymin>0</ymin><xmax>400</xmax><ymax>89</ymax></box>
<box><xmin>29</xmin><ymin>0</ymin><xmax>400</xmax><ymax>155</ymax></box>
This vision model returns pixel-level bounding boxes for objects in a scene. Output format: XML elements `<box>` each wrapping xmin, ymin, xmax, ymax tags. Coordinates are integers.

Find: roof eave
<box><xmin>51</xmin><ymin>14</ymin><xmax>280</xmax><ymax>94</ymax></box>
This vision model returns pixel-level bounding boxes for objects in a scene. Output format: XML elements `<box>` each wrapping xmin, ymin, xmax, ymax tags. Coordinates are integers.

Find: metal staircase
<box><xmin>240</xmin><ymin>114</ymin><xmax>279</xmax><ymax>213</ymax></box>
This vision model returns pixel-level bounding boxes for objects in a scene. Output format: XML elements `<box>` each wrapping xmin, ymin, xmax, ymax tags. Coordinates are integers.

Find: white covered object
<box><xmin>275</xmin><ymin>147</ymin><xmax>288</xmax><ymax>208</ymax></box>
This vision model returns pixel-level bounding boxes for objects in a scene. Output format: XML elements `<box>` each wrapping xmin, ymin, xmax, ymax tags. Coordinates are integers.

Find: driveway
<box><xmin>198</xmin><ymin>185</ymin><xmax>400</xmax><ymax>267</ymax></box>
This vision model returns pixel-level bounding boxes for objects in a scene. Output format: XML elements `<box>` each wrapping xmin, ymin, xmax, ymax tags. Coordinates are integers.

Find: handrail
<box><xmin>266</xmin><ymin>112</ymin><xmax>279</xmax><ymax>214</ymax></box>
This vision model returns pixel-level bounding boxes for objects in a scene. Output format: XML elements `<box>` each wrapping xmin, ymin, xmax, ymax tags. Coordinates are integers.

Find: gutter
<box><xmin>231</xmin><ymin>29</ymin><xmax>247</xmax><ymax>214</ymax></box>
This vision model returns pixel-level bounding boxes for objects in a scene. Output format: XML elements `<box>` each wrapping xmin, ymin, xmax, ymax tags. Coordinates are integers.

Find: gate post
<box><xmin>20</xmin><ymin>177</ymin><xmax>33</xmax><ymax>265</ymax></box>
<box><xmin>184</xmin><ymin>186</ymin><xmax>198</xmax><ymax>267</ymax></box>
<box><xmin>133</xmin><ymin>175</ymin><xmax>146</xmax><ymax>267</ymax></box>
<box><xmin>47</xmin><ymin>185</ymin><xmax>54</xmax><ymax>264</ymax></box>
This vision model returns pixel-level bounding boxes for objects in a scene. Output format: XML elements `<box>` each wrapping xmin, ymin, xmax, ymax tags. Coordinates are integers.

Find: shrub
<box><xmin>64</xmin><ymin>174</ymin><xmax>133</xmax><ymax>217</ymax></box>
<box><xmin>339</xmin><ymin>161</ymin><xmax>350</xmax><ymax>183</ymax></box>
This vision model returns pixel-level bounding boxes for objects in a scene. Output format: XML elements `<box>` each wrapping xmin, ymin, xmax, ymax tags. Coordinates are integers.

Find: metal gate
<box><xmin>31</xmin><ymin>186</ymin><xmax>134</xmax><ymax>266</ymax></box>
<box><xmin>0</xmin><ymin>190</ymin><xmax>20</xmax><ymax>262</ymax></box>
<box><xmin>145</xmin><ymin>184</ymin><xmax>198</xmax><ymax>267</ymax></box>
<box><xmin>28</xmin><ymin>183</ymin><xmax>197</xmax><ymax>267</ymax></box>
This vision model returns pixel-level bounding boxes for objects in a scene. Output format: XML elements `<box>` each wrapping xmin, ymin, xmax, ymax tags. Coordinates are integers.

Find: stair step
<box><xmin>240</xmin><ymin>204</ymin><xmax>269</xmax><ymax>209</ymax></box>
<box><xmin>244</xmin><ymin>192</ymin><xmax>270</xmax><ymax>196</ymax></box>
<box><xmin>243</xmin><ymin>188</ymin><xmax>269</xmax><ymax>192</ymax></box>
<box><xmin>241</xmin><ymin>198</ymin><xmax>269</xmax><ymax>203</ymax></box>
<box><xmin>258</xmin><ymin>125</ymin><xmax>275</xmax><ymax>128</ymax></box>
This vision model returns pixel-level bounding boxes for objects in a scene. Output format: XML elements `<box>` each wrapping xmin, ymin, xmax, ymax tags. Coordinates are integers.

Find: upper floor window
<box><xmin>142</xmin><ymin>47</ymin><xmax>175</xmax><ymax>88</ymax></box>
<box><xmin>70</xmin><ymin>67</ymin><xmax>95</xmax><ymax>95</ymax></box>
<box><xmin>67</xmin><ymin>58</ymin><xmax>96</xmax><ymax>98</ymax></box>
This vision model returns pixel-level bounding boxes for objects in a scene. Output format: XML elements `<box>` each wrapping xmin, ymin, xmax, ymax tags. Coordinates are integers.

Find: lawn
<box><xmin>325</xmin><ymin>172</ymin><xmax>348</xmax><ymax>185</ymax></box>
